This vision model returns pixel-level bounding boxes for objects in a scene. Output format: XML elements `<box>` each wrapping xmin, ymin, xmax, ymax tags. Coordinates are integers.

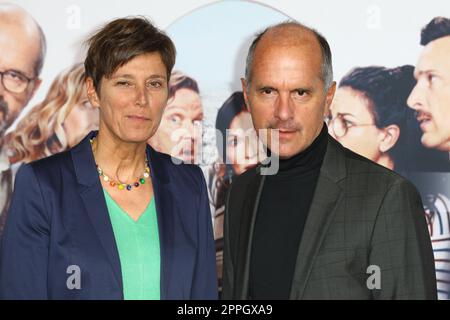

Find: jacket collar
<box><xmin>235</xmin><ymin>135</ymin><xmax>347</xmax><ymax>299</ymax></box>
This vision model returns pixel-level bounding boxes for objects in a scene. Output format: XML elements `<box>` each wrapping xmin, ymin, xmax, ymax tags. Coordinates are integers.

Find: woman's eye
<box><xmin>343</xmin><ymin>119</ymin><xmax>354</xmax><ymax>128</ymax></box>
<box><xmin>82</xmin><ymin>100</ymin><xmax>93</xmax><ymax>109</ymax></box>
<box><xmin>228</xmin><ymin>137</ymin><xmax>239</xmax><ymax>147</ymax></box>
<box><xmin>116</xmin><ymin>81</ymin><xmax>131</xmax><ymax>86</ymax></box>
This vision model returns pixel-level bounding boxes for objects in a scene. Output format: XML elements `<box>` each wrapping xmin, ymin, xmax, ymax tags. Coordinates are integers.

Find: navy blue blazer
<box><xmin>0</xmin><ymin>131</ymin><xmax>218</xmax><ymax>299</ymax></box>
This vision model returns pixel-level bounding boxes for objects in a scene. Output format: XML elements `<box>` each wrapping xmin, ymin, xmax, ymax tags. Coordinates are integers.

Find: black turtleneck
<box><xmin>249</xmin><ymin>124</ymin><xmax>328</xmax><ymax>300</ymax></box>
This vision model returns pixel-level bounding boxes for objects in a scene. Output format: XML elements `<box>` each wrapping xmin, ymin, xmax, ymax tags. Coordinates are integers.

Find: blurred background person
<box><xmin>7</xmin><ymin>63</ymin><xmax>99</xmax><ymax>165</ymax></box>
<box><xmin>329</xmin><ymin>65</ymin><xmax>446</xmax><ymax>172</ymax></box>
<box><xmin>0</xmin><ymin>3</ymin><xmax>46</xmax><ymax>235</ymax></box>
<box><xmin>209</xmin><ymin>91</ymin><xmax>258</xmax><ymax>292</ymax></box>
<box><xmin>148</xmin><ymin>71</ymin><xmax>203</xmax><ymax>164</ymax></box>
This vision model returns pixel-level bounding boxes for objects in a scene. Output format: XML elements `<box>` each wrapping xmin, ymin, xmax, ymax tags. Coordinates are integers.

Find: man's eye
<box><xmin>6</xmin><ymin>71</ymin><xmax>26</xmax><ymax>82</ymax></box>
<box><xmin>148</xmin><ymin>81</ymin><xmax>162</xmax><ymax>88</ymax></box>
<box><xmin>260</xmin><ymin>88</ymin><xmax>274</xmax><ymax>95</ymax></box>
<box><xmin>116</xmin><ymin>81</ymin><xmax>131</xmax><ymax>86</ymax></box>
<box><xmin>295</xmin><ymin>89</ymin><xmax>307</xmax><ymax>96</ymax></box>
<box><xmin>427</xmin><ymin>74</ymin><xmax>436</xmax><ymax>84</ymax></box>
<box><xmin>170</xmin><ymin>115</ymin><xmax>182</xmax><ymax>125</ymax></box>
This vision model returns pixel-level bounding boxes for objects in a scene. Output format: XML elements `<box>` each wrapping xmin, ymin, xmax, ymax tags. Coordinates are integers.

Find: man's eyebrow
<box><xmin>257</xmin><ymin>86</ymin><xmax>277</xmax><ymax>91</ymax></box>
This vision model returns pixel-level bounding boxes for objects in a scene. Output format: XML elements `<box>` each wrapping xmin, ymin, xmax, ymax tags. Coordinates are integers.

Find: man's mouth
<box><xmin>416</xmin><ymin>112</ymin><xmax>432</xmax><ymax>124</ymax></box>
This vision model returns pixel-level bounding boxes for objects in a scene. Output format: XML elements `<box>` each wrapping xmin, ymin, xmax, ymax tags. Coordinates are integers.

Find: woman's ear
<box><xmin>379</xmin><ymin>124</ymin><xmax>400</xmax><ymax>153</ymax></box>
<box><xmin>86</xmin><ymin>77</ymin><xmax>100</xmax><ymax>108</ymax></box>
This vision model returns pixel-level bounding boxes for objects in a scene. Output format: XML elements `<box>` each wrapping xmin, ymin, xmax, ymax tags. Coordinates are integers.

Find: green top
<box><xmin>103</xmin><ymin>189</ymin><xmax>161</xmax><ymax>300</ymax></box>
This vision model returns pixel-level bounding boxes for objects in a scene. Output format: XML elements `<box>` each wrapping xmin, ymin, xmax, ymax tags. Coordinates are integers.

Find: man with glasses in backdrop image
<box><xmin>0</xmin><ymin>3</ymin><xmax>46</xmax><ymax>236</ymax></box>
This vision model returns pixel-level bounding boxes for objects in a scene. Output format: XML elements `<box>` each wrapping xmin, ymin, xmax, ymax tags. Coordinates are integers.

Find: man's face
<box><xmin>149</xmin><ymin>88</ymin><xmax>203</xmax><ymax>164</ymax></box>
<box><xmin>408</xmin><ymin>36</ymin><xmax>450</xmax><ymax>151</ymax></box>
<box><xmin>242</xmin><ymin>35</ymin><xmax>335</xmax><ymax>159</ymax></box>
<box><xmin>0</xmin><ymin>18</ymin><xmax>41</xmax><ymax>131</ymax></box>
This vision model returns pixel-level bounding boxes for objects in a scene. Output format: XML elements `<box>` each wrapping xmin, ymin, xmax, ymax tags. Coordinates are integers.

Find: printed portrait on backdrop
<box><xmin>0</xmin><ymin>3</ymin><xmax>46</xmax><ymax>234</ymax></box>
<box><xmin>329</xmin><ymin>65</ymin><xmax>449</xmax><ymax>173</ymax></box>
<box><xmin>405</xmin><ymin>17</ymin><xmax>450</xmax><ymax>300</ymax></box>
<box><xmin>208</xmin><ymin>91</ymin><xmax>259</xmax><ymax>290</ymax></box>
<box><xmin>7</xmin><ymin>63</ymin><xmax>98</xmax><ymax>165</ymax></box>
<box><xmin>0</xmin><ymin>63</ymin><xmax>99</xmax><ymax>233</ymax></box>
<box><xmin>148</xmin><ymin>71</ymin><xmax>203</xmax><ymax>164</ymax></box>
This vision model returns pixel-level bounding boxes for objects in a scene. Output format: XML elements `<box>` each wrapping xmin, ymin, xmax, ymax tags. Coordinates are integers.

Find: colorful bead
<box><xmin>91</xmin><ymin>143</ymin><xmax>150</xmax><ymax>191</ymax></box>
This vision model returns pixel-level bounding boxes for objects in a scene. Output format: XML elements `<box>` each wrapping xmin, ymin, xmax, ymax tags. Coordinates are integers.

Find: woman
<box><xmin>0</xmin><ymin>17</ymin><xmax>217</xmax><ymax>300</ymax></box>
<box><xmin>148</xmin><ymin>71</ymin><xmax>203</xmax><ymax>164</ymax></box>
<box><xmin>329</xmin><ymin>65</ymin><xmax>416</xmax><ymax>171</ymax></box>
<box><xmin>209</xmin><ymin>91</ymin><xmax>258</xmax><ymax>291</ymax></box>
<box><xmin>7</xmin><ymin>63</ymin><xmax>99</xmax><ymax>164</ymax></box>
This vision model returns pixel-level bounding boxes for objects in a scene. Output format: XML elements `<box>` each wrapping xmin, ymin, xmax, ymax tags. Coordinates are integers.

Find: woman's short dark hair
<box><xmin>338</xmin><ymin>65</ymin><xmax>416</xmax><ymax>170</ymax></box>
<box><xmin>84</xmin><ymin>16</ymin><xmax>176</xmax><ymax>93</ymax></box>
<box><xmin>339</xmin><ymin>65</ymin><xmax>415</xmax><ymax>130</ymax></box>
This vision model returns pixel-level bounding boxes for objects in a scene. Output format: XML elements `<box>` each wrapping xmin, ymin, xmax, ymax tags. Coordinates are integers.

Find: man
<box><xmin>148</xmin><ymin>71</ymin><xmax>204</xmax><ymax>164</ymax></box>
<box><xmin>407</xmin><ymin>17</ymin><xmax>450</xmax><ymax>300</ymax></box>
<box><xmin>0</xmin><ymin>3</ymin><xmax>46</xmax><ymax>234</ymax></box>
<box><xmin>222</xmin><ymin>21</ymin><xmax>437</xmax><ymax>299</ymax></box>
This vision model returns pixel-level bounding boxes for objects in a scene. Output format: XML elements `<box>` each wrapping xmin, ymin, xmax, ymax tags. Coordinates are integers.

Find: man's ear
<box><xmin>379</xmin><ymin>124</ymin><xmax>400</xmax><ymax>153</ymax></box>
<box><xmin>86</xmin><ymin>77</ymin><xmax>100</xmax><ymax>108</ymax></box>
<box><xmin>324</xmin><ymin>81</ymin><xmax>337</xmax><ymax>117</ymax></box>
<box><xmin>241</xmin><ymin>78</ymin><xmax>251</xmax><ymax>112</ymax></box>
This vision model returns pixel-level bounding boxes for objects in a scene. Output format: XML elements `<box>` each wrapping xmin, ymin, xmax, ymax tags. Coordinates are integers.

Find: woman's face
<box><xmin>63</xmin><ymin>90</ymin><xmax>99</xmax><ymax>148</ymax></box>
<box><xmin>226</xmin><ymin>110</ymin><xmax>258</xmax><ymax>175</ymax></box>
<box><xmin>87</xmin><ymin>52</ymin><xmax>169</xmax><ymax>144</ymax></box>
<box><xmin>149</xmin><ymin>88</ymin><xmax>203</xmax><ymax>163</ymax></box>
<box><xmin>329</xmin><ymin>87</ymin><xmax>384</xmax><ymax>162</ymax></box>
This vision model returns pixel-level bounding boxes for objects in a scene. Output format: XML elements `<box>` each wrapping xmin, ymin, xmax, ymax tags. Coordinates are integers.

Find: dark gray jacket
<box><xmin>222</xmin><ymin>136</ymin><xmax>437</xmax><ymax>300</ymax></box>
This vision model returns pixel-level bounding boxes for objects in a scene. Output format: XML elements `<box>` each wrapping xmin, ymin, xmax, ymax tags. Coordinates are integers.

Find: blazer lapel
<box><xmin>71</xmin><ymin>131</ymin><xmax>123</xmax><ymax>292</ymax></box>
<box><xmin>289</xmin><ymin>136</ymin><xmax>347</xmax><ymax>299</ymax></box>
<box><xmin>146</xmin><ymin>145</ymin><xmax>173</xmax><ymax>300</ymax></box>
<box><xmin>235</xmin><ymin>167</ymin><xmax>266</xmax><ymax>299</ymax></box>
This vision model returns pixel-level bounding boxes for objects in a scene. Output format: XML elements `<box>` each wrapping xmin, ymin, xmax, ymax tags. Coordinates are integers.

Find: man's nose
<box><xmin>407</xmin><ymin>84</ymin><xmax>424</xmax><ymax>111</ymax></box>
<box><xmin>274</xmin><ymin>93</ymin><xmax>294</xmax><ymax>121</ymax></box>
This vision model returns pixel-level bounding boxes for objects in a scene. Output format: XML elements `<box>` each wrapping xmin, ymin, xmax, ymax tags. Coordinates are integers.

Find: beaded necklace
<box><xmin>90</xmin><ymin>138</ymin><xmax>150</xmax><ymax>191</ymax></box>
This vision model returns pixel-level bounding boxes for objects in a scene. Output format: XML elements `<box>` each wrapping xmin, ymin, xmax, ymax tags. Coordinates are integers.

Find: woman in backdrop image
<box><xmin>148</xmin><ymin>71</ymin><xmax>204</xmax><ymax>164</ymax></box>
<box><xmin>209</xmin><ymin>91</ymin><xmax>258</xmax><ymax>292</ymax></box>
<box><xmin>328</xmin><ymin>65</ymin><xmax>445</xmax><ymax>172</ymax></box>
<box><xmin>7</xmin><ymin>63</ymin><xmax>99</xmax><ymax>164</ymax></box>
<box><xmin>0</xmin><ymin>17</ymin><xmax>217</xmax><ymax>300</ymax></box>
